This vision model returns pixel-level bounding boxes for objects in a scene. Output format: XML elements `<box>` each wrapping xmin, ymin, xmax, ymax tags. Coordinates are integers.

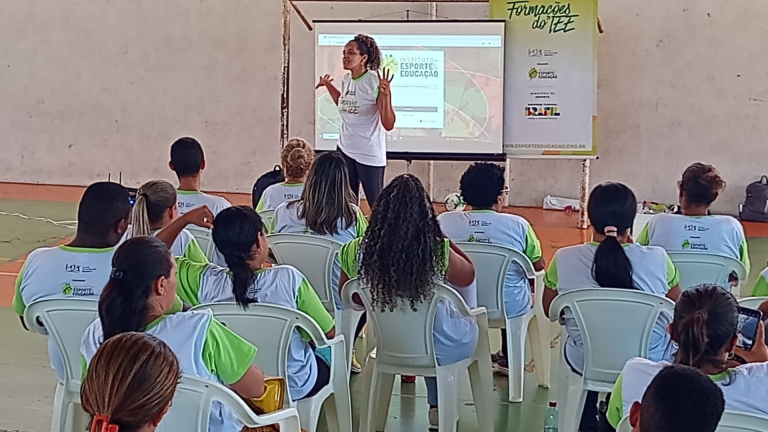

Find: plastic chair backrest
<box><xmin>24</xmin><ymin>298</ymin><xmax>99</xmax><ymax>388</ymax></box>
<box><xmin>342</xmin><ymin>278</ymin><xmax>472</xmax><ymax>369</ymax></box>
<box><xmin>667</xmin><ymin>251</ymin><xmax>748</xmax><ymax>291</ymax></box>
<box><xmin>738</xmin><ymin>297</ymin><xmax>768</xmax><ymax>311</ymax></box>
<box><xmin>259</xmin><ymin>209</ymin><xmax>276</xmax><ymax>230</ymax></box>
<box><xmin>617</xmin><ymin>411</ymin><xmax>768</xmax><ymax>432</ymax></box>
<box><xmin>267</xmin><ymin>233</ymin><xmax>342</xmax><ymax>313</ymax></box>
<box><xmin>186</xmin><ymin>226</ymin><xmax>217</xmax><ymax>261</ymax></box>
<box><xmin>158</xmin><ymin>374</ymin><xmax>301</xmax><ymax>432</ymax></box>
<box><xmin>457</xmin><ymin>242</ymin><xmax>534</xmax><ymax>324</ymax></box>
<box><xmin>191</xmin><ymin>302</ymin><xmax>330</xmax><ymax>378</ymax></box>
<box><xmin>549</xmin><ymin>288</ymin><xmax>675</xmax><ymax>385</ymax></box>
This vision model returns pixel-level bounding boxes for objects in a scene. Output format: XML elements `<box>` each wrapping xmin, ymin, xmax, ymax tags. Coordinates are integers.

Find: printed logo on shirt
<box><xmin>283</xmin><ymin>193</ymin><xmax>301</xmax><ymax>200</ymax></box>
<box><xmin>684</xmin><ymin>224</ymin><xmax>710</xmax><ymax>233</ymax></box>
<box><xmin>178</xmin><ymin>201</ymin><xmax>197</xmax><ymax>209</ymax></box>
<box><xmin>466</xmin><ymin>234</ymin><xmax>492</xmax><ymax>244</ymax></box>
<box><xmin>682</xmin><ymin>239</ymin><xmax>708</xmax><ymax>251</ymax></box>
<box><xmin>63</xmin><ymin>280</ymin><xmax>95</xmax><ymax>296</ymax></box>
<box><xmin>65</xmin><ymin>264</ymin><xmax>80</xmax><ymax>273</ymax></box>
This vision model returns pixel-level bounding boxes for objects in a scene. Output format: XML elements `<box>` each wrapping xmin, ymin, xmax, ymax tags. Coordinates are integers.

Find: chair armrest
<box><xmin>244</xmin><ymin>407</ymin><xmax>302</xmax><ymax>426</ymax></box>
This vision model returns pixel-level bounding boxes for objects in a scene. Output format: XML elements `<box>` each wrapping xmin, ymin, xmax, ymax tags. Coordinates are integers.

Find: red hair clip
<box><xmin>90</xmin><ymin>415</ymin><xmax>119</xmax><ymax>432</ymax></box>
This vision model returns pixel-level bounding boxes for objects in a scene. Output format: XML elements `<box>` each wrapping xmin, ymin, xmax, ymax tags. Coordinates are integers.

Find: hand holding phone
<box><xmin>736</xmin><ymin>307</ymin><xmax>762</xmax><ymax>351</ymax></box>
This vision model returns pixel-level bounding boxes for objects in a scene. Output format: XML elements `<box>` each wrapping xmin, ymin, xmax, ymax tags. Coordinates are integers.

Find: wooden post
<box><xmin>578</xmin><ymin>159</ymin><xmax>590</xmax><ymax>229</ymax></box>
<box><xmin>505</xmin><ymin>158</ymin><xmax>511</xmax><ymax>207</ymax></box>
<box><xmin>280</xmin><ymin>0</ymin><xmax>291</xmax><ymax>149</ymax></box>
<box><xmin>427</xmin><ymin>2</ymin><xmax>438</xmax><ymax>198</ymax></box>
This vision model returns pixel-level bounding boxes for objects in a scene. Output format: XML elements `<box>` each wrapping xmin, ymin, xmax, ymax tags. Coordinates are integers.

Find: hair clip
<box><xmin>90</xmin><ymin>415</ymin><xmax>119</xmax><ymax>432</ymax></box>
<box><xmin>111</xmin><ymin>268</ymin><xmax>124</xmax><ymax>279</ymax></box>
<box><xmin>604</xmin><ymin>226</ymin><xmax>619</xmax><ymax>237</ymax></box>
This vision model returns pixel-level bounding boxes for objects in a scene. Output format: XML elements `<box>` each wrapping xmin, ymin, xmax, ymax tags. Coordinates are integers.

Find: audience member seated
<box><xmin>81</xmin><ymin>332</ymin><xmax>180</xmax><ymax>432</ymax></box>
<box><xmin>123</xmin><ymin>179</ymin><xmax>208</xmax><ymax>263</ymax></box>
<box><xmin>81</xmin><ymin>235</ymin><xmax>266</xmax><ymax>432</ymax></box>
<box><xmin>170</xmin><ymin>136</ymin><xmax>232</xmax><ymax>216</ymax></box>
<box><xmin>626</xmin><ymin>364</ymin><xmax>725</xmax><ymax>432</ymax></box>
<box><xmin>752</xmin><ymin>266</ymin><xmax>768</xmax><ymax>296</ymax></box>
<box><xmin>542</xmin><ymin>182</ymin><xmax>682</xmax><ymax>432</ymax></box>
<box><xmin>338</xmin><ymin>174</ymin><xmax>477</xmax><ymax>430</ymax></box>
<box><xmin>608</xmin><ymin>284</ymin><xmax>768</xmax><ymax>428</ymax></box>
<box><xmin>172</xmin><ymin>206</ymin><xmax>335</xmax><ymax>402</ymax></box>
<box><xmin>256</xmin><ymin>138</ymin><xmax>315</xmax><ymax>212</ymax></box>
<box><xmin>637</xmin><ymin>162</ymin><xmax>749</xmax><ymax>274</ymax></box>
<box><xmin>438</xmin><ymin>162</ymin><xmax>544</xmax><ymax>375</ymax></box>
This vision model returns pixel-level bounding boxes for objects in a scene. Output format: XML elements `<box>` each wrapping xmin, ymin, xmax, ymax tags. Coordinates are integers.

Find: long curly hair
<box><xmin>352</xmin><ymin>34</ymin><xmax>382</xmax><ymax>71</ymax></box>
<box><xmin>359</xmin><ymin>174</ymin><xmax>445</xmax><ymax>312</ymax></box>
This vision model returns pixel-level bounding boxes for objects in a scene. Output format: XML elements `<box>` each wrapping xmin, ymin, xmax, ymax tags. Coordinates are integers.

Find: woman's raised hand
<box><xmin>181</xmin><ymin>205</ymin><xmax>214</xmax><ymax>229</ymax></box>
<box><xmin>378</xmin><ymin>68</ymin><xmax>393</xmax><ymax>96</ymax></box>
<box><xmin>316</xmin><ymin>74</ymin><xmax>334</xmax><ymax>89</ymax></box>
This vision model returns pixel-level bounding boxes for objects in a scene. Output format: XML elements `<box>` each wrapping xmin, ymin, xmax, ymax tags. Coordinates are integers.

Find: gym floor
<box><xmin>1</xmin><ymin>182</ymin><xmax>767</xmax><ymax>432</ymax></box>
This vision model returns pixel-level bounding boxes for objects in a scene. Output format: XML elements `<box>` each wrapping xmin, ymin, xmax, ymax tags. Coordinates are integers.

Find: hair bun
<box><xmin>699</xmin><ymin>171</ymin><xmax>726</xmax><ymax>190</ymax></box>
<box><xmin>288</xmin><ymin>148</ymin><xmax>308</xmax><ymax>167</ymax></box>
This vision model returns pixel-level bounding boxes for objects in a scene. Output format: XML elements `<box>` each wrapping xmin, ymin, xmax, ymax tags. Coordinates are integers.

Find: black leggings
<box><xmin>302</xmin><ymin>353</ymin><xmax>331</xmax><ymax>400</ymax></box>
<box><xmin>338</xmin><ymin>149</ymin><xmax>385</xmax><ymax>208</ymax></box>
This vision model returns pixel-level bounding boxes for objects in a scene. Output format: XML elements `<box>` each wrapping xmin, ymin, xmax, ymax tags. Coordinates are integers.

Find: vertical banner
<box><xmin>490</xmin><ymin>0</ymin><xmax>598</xmax><ymax>157</ymax></box>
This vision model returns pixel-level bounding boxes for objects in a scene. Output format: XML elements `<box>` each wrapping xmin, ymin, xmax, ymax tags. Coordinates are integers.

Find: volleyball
<box><xmin>444</xmin><ymin>193</ymin><xmax>466</xmax><ymax>212</ymax></box>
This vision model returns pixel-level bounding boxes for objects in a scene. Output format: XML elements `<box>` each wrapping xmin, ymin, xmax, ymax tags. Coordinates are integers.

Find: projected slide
<box><xmin>315</xmin><ymin>21</ymin><xmax>505</xmax><ymax>159</ymax></box>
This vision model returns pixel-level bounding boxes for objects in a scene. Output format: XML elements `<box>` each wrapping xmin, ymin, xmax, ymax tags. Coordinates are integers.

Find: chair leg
<box><xmin>528</xmin><ymin>318</ymin><xmax>550</xmax><ymax>389</ymax></box>
<box><xmin>359</xmin><ymin>356</ymin><xmax>376</xmax><ymax>432</ymax></box>
<box><xmin>297</xmin><ymin>399</ymin><xmax>320</xmax><ymax>432</ymax></box>
<box><xmin>436</xmin><ymin>366</ymin><xmax>460</xmax><ymax>432</ymax></box>
<box><xmin>468</xmin><ymin>357</ymin><xmax>495</xmax><ymax>432</ymax></box>
<box><xmin>50</xmin><ymin>383</ymin><xmax>68</xmax><ymax>432</ymax></box>
<box><xmin>533</xmin><ymin>273</ymin><xmax>552</xmax><ymax>389</ymax></box>
<box><xmin>330</xmin><ymin>372</ymin><xmax>354</xmax><ymax>432</ymax></box>
<box><xmin>372</xmin><ymin>372</ymin><xmax>395</xmax><ymax>432</ymax></box>
<box><xmin>339</xmin><ymin>309</ymin><xmax>363</xmax><ymax>370</ymax></box>
<box><xmin>506</xmin><ymin>315</ymin><xmax>530</xmax><ymax>403</ymax></box>
<box><xmin>557</xmin><ymin>357</ymin><xmax>571</xmax><ymax>432</ymax></box>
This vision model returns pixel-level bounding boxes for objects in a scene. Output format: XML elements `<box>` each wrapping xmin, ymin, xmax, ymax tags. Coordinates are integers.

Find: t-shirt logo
<box><xmin>682</xmin><ymin>239</ymin><xmax>691</xmax><ymax>249</ymax></box>
<box><xmin>65</xmin><ymin>264</ymin><xmax>80</xmax><ymax>273</ymax></box>
<box><xmin>62</xmin><ymin>283</ymin><xmax>74</xmax><ymax>295</ymax></box>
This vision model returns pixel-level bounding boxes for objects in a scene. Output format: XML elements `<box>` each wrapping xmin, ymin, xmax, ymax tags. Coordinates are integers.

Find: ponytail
<box><xmin>587</xmin><ymin>183</ymin><xmax>638</xmax><ymax>289</ymax></box>
<box><xmin>82</xmin><ymin>332</ymin><xmax>180</xmax><ymax>432</ymax></box>
<box><xmin>675</xmin><ymin>310</ymin><xmax>711</xmax><ymax>366</ymax></box>
<box><xmin>129</xmin><ymin>180</ymin><xmax>178</xmax><ymax>237</ymax></box>
<box><xmin>592</xmin><ymin>235</ymin><xmax>635</xmax><ymax>289</ymax></box>
<box><xmin>99</xmin><ymin>237</ymin><xmax>173</xmax><ymax>340</ymax></box>
<box><xmin>212</xmin><ymin>206</ymin><xmax>265</xmax><ymax>309</ymax></box>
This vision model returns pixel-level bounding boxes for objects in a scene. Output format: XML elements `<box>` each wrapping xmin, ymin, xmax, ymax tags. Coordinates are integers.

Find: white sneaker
<box><xmin>428</xmin><ymin>407</ymin><xmax>439</xmax><ymax>431</ymax></box>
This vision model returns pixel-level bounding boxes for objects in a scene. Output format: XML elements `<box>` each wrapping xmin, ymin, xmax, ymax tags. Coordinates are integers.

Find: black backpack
<box><xmin>252</xmin><ymin>165</ymin><xmax>285</xmax><ymax>209</ymax></box>
<box><xmin>740</xmin><ymin>175</ymin><xmax>768</xmax><ymax>222</ymax></box>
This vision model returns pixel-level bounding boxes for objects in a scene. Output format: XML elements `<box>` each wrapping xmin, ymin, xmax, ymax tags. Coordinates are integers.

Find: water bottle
<box><xmin>543</xmin><ymin>401</ymin><xmax>558</xmax><ymax>432</ymax></box>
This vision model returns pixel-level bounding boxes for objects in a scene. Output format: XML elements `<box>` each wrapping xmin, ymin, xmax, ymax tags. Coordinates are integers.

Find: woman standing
<box><xmin>316</xmin><ymin>34</ymin><xmax>396</xmax><ymax>208</ymax></box>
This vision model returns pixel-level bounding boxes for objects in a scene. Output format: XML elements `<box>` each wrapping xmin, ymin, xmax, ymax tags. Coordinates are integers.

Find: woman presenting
<box><xmin>316</xmin><ymin>34</ymin><xmax>396</xmax><ymax>208</ymax></box>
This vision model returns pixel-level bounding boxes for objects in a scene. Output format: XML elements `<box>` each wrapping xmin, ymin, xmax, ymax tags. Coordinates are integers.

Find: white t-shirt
<box><xmin>270</xmin><ymin>201</ymin><xmax>368</xmax><ymax>310</ymax></box>
<box><xmin>174</xmin><ymin>261</ymin><xmax>335</xmax><ymax>401</ymax></box>
<box><xmin>120</xmin><ymin>226</ymin><xmax>208</xmax><ymax>264</ymax></box>
<box><xmin>608</xmin><ymin>357</ymin><xmax>768</xmax><ymax>427</ymax></box>
<box><xmin>338</xmin><ymin>72</ymin><xmax>387</xmax><ymax>167</ymax></box>
<box><xmin>637</xmin><ymin>213</ymin><xmax>750</xmax><ymax>273</ymax></box>
<box><xmin>13</xmin><ymin>245</ymin><xmax>115</xmax><ymax>381</ymax></box>
<box><xmin>545</xmin><ymin>243</ymin><xmax>680</xmax><ymax>372</ymax></box>
<box><xmin>438</xmin><ymin>210</ymin><xmax>543</xmax><ymax>319</ymax></box>
<box><xmin>177</xmin><ymin>190</ymin><xmax>232</xmax><ymax>216</ymax></box>
<box><xmin>256</xmin><ymin>183</ymin><xmax>305</xmax><ymax>212</ymax></box>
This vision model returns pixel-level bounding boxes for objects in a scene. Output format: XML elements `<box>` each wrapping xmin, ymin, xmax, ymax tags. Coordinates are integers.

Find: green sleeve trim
<box><xmin>440</xmin><ymin>239</ymin><xmax>451</xmax><ymax>275</ymax></box>
<box><xmin>607</xmin><ymin>372</ymin><xmax>625</xmax><ymax>427</ymax></box>
<box><xmin>739</xmin><ymin>238</ymin><xmax>751</xmax><ymax>275</ymax></box>
<box><xmin>81</xmin><ymin>355</ymin><xmax>88</xmax><ymax>381</ymax></box>
<box><xmin>524</xmin><ymin>225</ymin><xmax>543</xmax><ymax>262</ymax></box>
<box><xmin>12</xmin><ymin>262</ymin><xmax>28</xmax><ymax>315</ymax></box>
<box><xmin>184</xmin><ymin>237</ymin><xmax>210</xmax><ymax>265</ymax></box>
<box><xmin>544</xmin><ymin>254</ymin><xmax>559</xmax><ymax>291</ymax></box>
<box><xmin>202</xmin><ymin>318</ymin><xmax>258</xmax><ymax>385</ymax></box>
<box><xmin>753</xmin><ymin>275</ymin><xmax>768</xmax><ymax>297</ymax></box>
<box><xmin>636</xmin><ymin>222</ymin><xmax>651</xmax><ymax>246</ymax></box>
<box><xmin>255</xmin><ymin>196</ymin><xmax>266</xmax><ymax>212</ymax></box>
<box><xmin>355</xmin><ymin>210</ymin><xmax>369</xmax><ymax>238</ymax></box>
<box><xmin>665</xmin><ymin>253</ymin><xmax>680</xmax><ymax>289</ymax></box>
<box><xmin>339</xmin><ymin>239</ymin><xmax>361</xmax><ymax>279</ymax></box>
<box><xmin>175</xmin><ymin>257</ymin><xmax>208</xmax><ymax>307</ymax></box>
<box><xmin>296</xmin><ymin>277</ymin><xmax>335</xmax><ymax>333</ymax></box>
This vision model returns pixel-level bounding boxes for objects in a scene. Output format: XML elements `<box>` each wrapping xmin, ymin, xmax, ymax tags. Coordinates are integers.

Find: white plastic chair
<box><xmin>24</xmin><ymin>298</ymin><xmax>99</xmax><ymax>432</ymax></box>
<box><xmin>738</xmin><ymin>296</ymin><xmax>768</xmax><ymax>310</ymax></box>
<box><xmin>157</xmin><ymin>375</ymin><xmax>302</xmax><ymax>432</ymax></box>
<box><xmin>191</xmin><ymin>302</ymin><xmax>352</xmax><ymax>432</ymax></box>
<box><xmin>456</xmin><ymin>242</ymin><xmax>550</xmax><ymax>402</ymax></box>
<box><xmin>549</xmin><ymin>289</ymin><xmax>675</xmax><ymax>432</ymax></box>
<box><xmin>343</xmin><ymin>279</ymin><xmax>495</xmax><ymax>432</ymax></box>
<box><xmin>259</xmin><ymin>209</ymin><xmax>276</xmax><ymax>229</ymax></box>
<box><xmin>268</xmin><ymin>233</ymin><xmax>363</xmax><ymax>368</ymax></box>
<box><xmin>186</xmin><ymin>226</ymin><xmax>217</xmax><ymax>262</ymax></box>
<box><xmin>667</xmin><ymin>251</ymin><xmax>748</xmax><ymax>293</ymax></box>
<box><xmin>617</xmin><ymin>410</ymin><xmax>768</xmax><ymax>432</ymax></box>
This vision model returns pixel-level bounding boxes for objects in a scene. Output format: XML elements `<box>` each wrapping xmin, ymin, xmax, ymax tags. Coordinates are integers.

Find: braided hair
<box><xmin>359</xmin><ymin>174</ymin><xmax>446</xmax><ymax>312</ymax></box>
<box><xmin>352</xmin><ymin>34</ymin><xmax>382</xmax><ymax>71</ymax></box>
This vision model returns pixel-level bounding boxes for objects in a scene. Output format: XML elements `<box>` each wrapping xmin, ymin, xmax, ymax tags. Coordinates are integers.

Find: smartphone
<box><xmin>736</xmin><ymin>306</ymin><xmax>763</xmax><ymax>351</ymax></box>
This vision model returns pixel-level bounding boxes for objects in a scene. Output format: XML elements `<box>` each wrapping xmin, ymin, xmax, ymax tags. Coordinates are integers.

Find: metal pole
<box><xmin>427</xmin><ymin>2</ymin><xmax>438</xmax><ymax>199</ymax></box>
<box><xmin>280</xmin><ymin>0</ymin><xmax>291</xmax><ymax>149</ymax></box>
<box><xmin>578</xmin><ymin>159</ymin><xmax>590</xmax><ymax>229</ymax></box>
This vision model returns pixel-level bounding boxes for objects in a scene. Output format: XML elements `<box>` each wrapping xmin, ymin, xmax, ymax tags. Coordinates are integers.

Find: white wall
<box><xmin>2</xmin><ymin>0</ymin><xmax>766</xmax><ymax>215</ymax></box>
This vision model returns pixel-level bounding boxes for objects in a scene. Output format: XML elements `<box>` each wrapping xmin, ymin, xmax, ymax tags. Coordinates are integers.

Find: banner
<box><xmin>490</xmin><ymin>0</ymin><xmax>598</xmax><ymax>157</ymax></box>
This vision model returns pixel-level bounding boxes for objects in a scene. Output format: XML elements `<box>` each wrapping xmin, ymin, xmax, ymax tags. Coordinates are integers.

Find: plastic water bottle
<box><xmin>544</xmin><ymin>401</ymin><xmax>558</xmax><ymax>432</ymax></box>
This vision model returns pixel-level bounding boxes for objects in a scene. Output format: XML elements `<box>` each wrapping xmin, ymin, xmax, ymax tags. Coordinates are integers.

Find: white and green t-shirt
<box><xmin>340</xmin><ymin>238</ymin><xmax>478</xmax><ymax>364</ymax></box>
<box><xmin>82</xmin><ymin>310</ymin><xmax>255</xmax><ymax>432</ymax></box>
<box><xmin>545</xmin><ymin>243</ymin><xmax>679</xmax><ymax>372</ymax></box>
<box><xmin>753</xmin><ymin>267</ymin><xmax>768</xmax><ymax>296</ymax></box>
<box><xmin>607</xmin><ymin>357</ymin><xmax>768</xmax><ymax>427</ymax></box>
<box><xmin>175</xmin><ymin>259</ymin><xmax>334</xmax><ymax>401</ymax></box>
<box><xmin>438</xmin><ymin>210</ymin><xmax>542</xmax><ymax>319</ymax></box>
<box><xmin>637</xmin><ymin>214</ymin><xmax>750</xmax><ymax>273</ymax></box>
<box><xmin>338</xmin><ymin>71</ymin><xmax>387</xmax><ymax>167</ymax></box>
<box><xmin>121</xmin><ymin>226</ymin><xmax>208</xmax><ymax>264</ymax></box>
<box><xmin>256</xmin><ymin>183</ymin><xmax>305</xmax><ymax>212</ymax></box>
<box><xmin>270</xmin><ymin>201</ymin><xmax>368</xmax><ymax>310</ymax></box>
<box><xmin>177</xmin><ymin>190</ymin><xmax>232</xmax><ymax>216</ymax></box>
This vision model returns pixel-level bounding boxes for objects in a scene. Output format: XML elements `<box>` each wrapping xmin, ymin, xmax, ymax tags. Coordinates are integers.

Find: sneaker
<box><xmin>493</xmin><ymin>358</ymin><xmax>509</xmax><ymax>376</ymax></box>
<box><xmin>350</xmin><ymin>351</ymin><xmax>362</xmax><ymax>374</ymax></box>
<box><xmin>401</xmin><ymin>375</ymin><xmax>416</xmax><ymax>383</ymax></box>
<box><xmin>428</xmin><ymin>407</ymin><xmax>439</xmax><ymax>431</ymax></box>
